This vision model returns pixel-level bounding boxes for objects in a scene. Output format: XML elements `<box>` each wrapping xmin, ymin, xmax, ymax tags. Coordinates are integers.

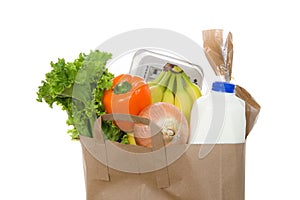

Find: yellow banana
<box><xmin>174</xmin><ymin>74</ymin><xmax>193</xmax><ymax>122</ymax></box>
<box><xmin>182</xmin><ymin>73</ymin><xmax>202</xmax><ymax>102</ymax></box>
<box><xmin>162</xmin><ymin>74</ymin><xmax>176</xmax><ymax>104</ymax></box>
<box><xmin>150</xmin><ymin>84</ymin><xmax>165</xmax><ymax>103</ymax></box>
<box><xmin>127</xmin><ymin>133</ymin><xmax>136</xmax><ymax>145</ymax></box>
<box><xmin>149</xmin><ymin>71</ymin><xmax>171</xmax><ymax>103</ymax></box>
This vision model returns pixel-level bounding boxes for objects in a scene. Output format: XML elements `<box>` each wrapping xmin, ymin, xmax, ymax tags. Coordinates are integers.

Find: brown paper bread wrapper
<box><xmin>203</xmin><ymin>29</ymin><xmax>233</xmax><ymax>81</ymax></box>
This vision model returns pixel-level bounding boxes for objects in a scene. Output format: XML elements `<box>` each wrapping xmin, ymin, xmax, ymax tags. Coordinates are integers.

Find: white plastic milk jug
<box><xmin>189</xmin><ymin>81</ymin><xmax>246</xmax><ymax>144</ymax></box>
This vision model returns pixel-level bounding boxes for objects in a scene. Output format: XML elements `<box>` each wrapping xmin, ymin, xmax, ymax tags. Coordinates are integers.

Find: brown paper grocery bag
<box><xmin>80</xmin><ymin>114</ymin><xmax>246</xmax><ymax>200</ymax></box>
<box><xmin>78</xmin><ymin>30</ymin><xmax>260</xmax><ymax>199</ymax></box>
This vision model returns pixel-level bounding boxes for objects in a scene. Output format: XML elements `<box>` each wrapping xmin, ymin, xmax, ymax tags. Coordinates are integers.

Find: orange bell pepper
<box><xmin>103</xmin><ymin>74</ymin><xmax>151</xmax><ymax>132</ymax></box>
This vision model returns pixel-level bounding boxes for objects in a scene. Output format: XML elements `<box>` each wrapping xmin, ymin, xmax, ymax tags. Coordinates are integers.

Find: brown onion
<box><xmin>134</xmin><ymin>102</ymin><xmax>189</xmax><ymax>148</ymax></box>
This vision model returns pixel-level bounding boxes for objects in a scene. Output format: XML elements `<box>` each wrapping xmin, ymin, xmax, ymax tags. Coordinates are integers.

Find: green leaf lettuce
<box><xmin>37</xmin><ymin>50</ymin><xmax>125</xmax><ymax>141</ymax></box>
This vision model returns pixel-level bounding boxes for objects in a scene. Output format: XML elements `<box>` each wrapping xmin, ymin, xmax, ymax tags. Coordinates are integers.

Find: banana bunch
<box><xmin>148</xmin><ymin>65</ymin><xmax>202</xmax><ymax>122</ymax></box>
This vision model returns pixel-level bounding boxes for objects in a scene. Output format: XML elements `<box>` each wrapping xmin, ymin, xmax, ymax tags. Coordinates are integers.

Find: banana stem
<box><xmin>175</xmin><ymin>73</ymin><xmax>184</xmax><ymax>92</ymax></box>
<box><xmin>154</xmin><ymin>70</ymin><xmax>166</xmax><ymax>83</ymax></box>
<box><xmin>171</xmin><ymin>65</ymin><xmax>184</xmax><ymax>74</ymax></box>
<box><xmin>167</xmin><ymin>74</ymin><xmax>176</xmax><ymax>91</ymax></box>
<box><xmin>148</xmin><ymin>70</ymin><xmax>166</xmax><ymax>85</ymax></box>
<box><xmin>182</xmin><ymin>73</ymin><xmax>192</xmax><ymax>88</ymax></box>
<box><xmin>163</xmin><ymin>63</ymin><xmax>175</xmax><ymax>71</ymax></box>
<box><xmin>158</xmin><ymin>71</ymin><xmax>171</xmax><ymax>87</ymax></box>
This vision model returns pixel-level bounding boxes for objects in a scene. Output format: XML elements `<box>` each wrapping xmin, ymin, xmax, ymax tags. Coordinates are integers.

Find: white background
<box><xmin>1</xmin><ymin>0</ymin><xmax>299</xmax><ymax>199</ymax></box>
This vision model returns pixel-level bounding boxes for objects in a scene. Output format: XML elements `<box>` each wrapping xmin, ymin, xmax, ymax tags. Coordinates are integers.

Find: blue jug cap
<box><xmin>212</xmin><ymin>81</ymin><xmax>235</xmax><ymax>93</ymax></box>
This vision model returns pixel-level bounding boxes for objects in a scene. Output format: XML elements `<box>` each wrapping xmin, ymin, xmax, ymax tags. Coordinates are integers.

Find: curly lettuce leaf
<box><xmin>37</xmin><ymin>50</ymin><xmax>124</xmax><ymax>141</ymax></box>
